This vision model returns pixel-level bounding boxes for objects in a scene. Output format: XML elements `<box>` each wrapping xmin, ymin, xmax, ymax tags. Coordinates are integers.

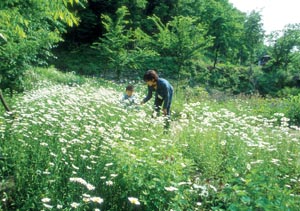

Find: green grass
<box><xmin>1</xmin><ymin>68</ymin><xmax>300</xmax><ymax>210</ymax></box>
<box><xmin>23</xmin><ymin>66</ymin><xmax>87</xmax><ymax>90</ymax></box>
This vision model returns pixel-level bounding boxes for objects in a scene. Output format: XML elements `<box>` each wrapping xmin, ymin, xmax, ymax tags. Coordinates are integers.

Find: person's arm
<box><xmin>142</xmin><ymin>86</ymin><xmax>153</xmax><ymax>104</ymax></box>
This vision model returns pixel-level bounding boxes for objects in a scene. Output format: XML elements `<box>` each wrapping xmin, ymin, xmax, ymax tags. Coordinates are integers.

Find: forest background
<box><xmin>1</xmin><ymin>0</ymin><xmax>300</xmax><ymax>98</ymax></box>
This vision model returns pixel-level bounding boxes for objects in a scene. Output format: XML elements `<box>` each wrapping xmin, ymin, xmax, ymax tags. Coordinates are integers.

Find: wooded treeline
<box><xmin>1</xmin><ymin>0</ymin><xmax>300</xmax><ymax>96</ymax></box>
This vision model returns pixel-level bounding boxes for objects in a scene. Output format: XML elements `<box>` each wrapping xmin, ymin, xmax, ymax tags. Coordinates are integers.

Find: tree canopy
<box><xmin>0</xmin><ymin>0</ymin><xmax>84</xmax><ymax>93</ymax></box>
<box><xmin>1</xmin><ymin>0</ymin><xmax>300</xmax><ymax>96</ymax></box>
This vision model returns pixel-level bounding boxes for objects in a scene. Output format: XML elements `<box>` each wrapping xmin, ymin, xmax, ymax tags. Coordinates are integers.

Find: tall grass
<box><xmin>1</xmin><ymin>68</ymin><xmax>300</xmax><ymax>210</ymax></box>
<box><xmin>22</xmin><ymin>67</ymin><xmax>87</xmax><ymax>91</ymax></box>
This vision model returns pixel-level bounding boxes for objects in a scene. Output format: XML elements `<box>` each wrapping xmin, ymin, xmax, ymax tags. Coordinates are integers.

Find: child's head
<box><xmin>125</xmin><ymin>84</ymin><xmax>134</xmax><ymax>97</ymax></box>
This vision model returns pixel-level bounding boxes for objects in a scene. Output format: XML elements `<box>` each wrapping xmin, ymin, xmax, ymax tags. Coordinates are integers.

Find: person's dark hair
<box><xmin>126</xmin><ymin>84</ymin><xmax>134</xmax><ymax>91</ymax></box>
<box><xmin>143</xmin><ymin>70</ymin><xmax>159</xmax><ymax>82</ymax></box>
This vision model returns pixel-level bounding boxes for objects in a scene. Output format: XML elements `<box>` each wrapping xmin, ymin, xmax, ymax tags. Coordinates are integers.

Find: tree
<box><xmin>148</xmin><ymin>15</ymin><xmax>212</xmax><ymax>78</ymax></box>
<box><xmin>257</xmin><ymin>24</ymin><xmax>300</xmax><ymax>95</ymax></box>
<box><xmin>0</xmin><ymin>89</ymin><xmax>10</xmax><ymax>112</ymax></box>
<box><xmin>238</xmin><ymin>11</ymin><xmax>265</xmax><ymax>91</ymax></box>
<box><xmin>0</xmin><ymin>32</ymin><xmax>10</xmax><ymax>112</ymax></box>
<box><xmin>92</xmin><ymin>6</ymin><xmax>134</xmax><ymax>79</ymax></box>
<box><xmin>196</xmin><ymin>0</ymin><xmax>245</xmax><ymax>67</ymax></box>
<box><xmin>0</xmin><ymin>0</ymin><xmax>84</xmax><ymax>94</ymax></box>
<box><xmin>242</xmin><ymin>11</ymin><xmax>265</xmax><ymax>65</ymax></box>
<box><xmin>92</xmin><ymin>6</ymin><xmax>157</xmax><ymax>79</ymax></box>
<box><xmin>267</xmin><ymin>24</ymin><xmax>300</xmax><ymax>71</ymax></box>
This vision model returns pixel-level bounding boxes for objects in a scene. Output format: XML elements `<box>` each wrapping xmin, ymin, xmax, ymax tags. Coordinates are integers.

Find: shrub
<box><xmin>285</xmin><ymin>94</ymin><xmax>300</xmax><ymax>125</ymax></box>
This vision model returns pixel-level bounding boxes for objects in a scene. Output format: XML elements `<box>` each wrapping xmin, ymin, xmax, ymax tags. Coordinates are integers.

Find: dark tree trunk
<box><xmin>0</xmin><ymin>90</ymin><xmax>11</xmax><ymax>112</ymax></box>
<box><xmin>213</xmin><ymin>48</ymin><xmax>219</xmax><ymax>68</ymax></box>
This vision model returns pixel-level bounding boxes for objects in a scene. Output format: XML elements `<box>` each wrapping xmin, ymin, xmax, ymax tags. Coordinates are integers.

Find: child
<box><xmin>121</xmin><ymin>84</ymin><xmax>137</xmax><ymax>107</ymax></box>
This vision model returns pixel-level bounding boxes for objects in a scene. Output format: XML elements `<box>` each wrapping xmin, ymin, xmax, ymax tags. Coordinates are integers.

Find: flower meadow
<box><xmin>1</xmin><ymin>80</ymin><xmax>300</xmax><ymax>211</ymax></box>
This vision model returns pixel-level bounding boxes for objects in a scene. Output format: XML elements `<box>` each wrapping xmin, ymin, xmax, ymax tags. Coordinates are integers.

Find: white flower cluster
<box><xmin>69</xmin><ymin>177</ymin><xmax>95</xmax><ymax>191</ymax></box>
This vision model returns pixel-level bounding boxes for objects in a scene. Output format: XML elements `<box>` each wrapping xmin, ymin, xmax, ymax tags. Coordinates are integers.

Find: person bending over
<box><xmin>141</xmin><ymin>70</ymin><xmax>173</xmax><ymax>118</ymax></box>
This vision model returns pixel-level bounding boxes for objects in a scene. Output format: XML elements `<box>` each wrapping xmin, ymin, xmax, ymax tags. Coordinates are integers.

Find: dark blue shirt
<box><xmin>143</xmin><ymin>78</ymin><xmax>173</xmax><ymax>109</ymax></box>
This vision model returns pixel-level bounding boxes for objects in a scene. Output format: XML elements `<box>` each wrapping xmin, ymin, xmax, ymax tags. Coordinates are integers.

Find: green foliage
<box><xmin>198</xmin><ymin>64</ymin><xmax>260</xmax><ymax>94</ymax></box>
<box><xmin>267</xmin><ymin>24</ymin><xmax>300</xmax><ymax>71</ymax></box>
<box><xmin>220</xmin><ymin>166</ymin><xmax>300</xmax><ymax>210</ymax></box>
<box><xmin>0</xmin><ymin>0</ymin><xmax>84</xmax><ymax>93</ymax></box>
<box><xmin>22</xmin><ymin>0</ymin><xmax>297</xmax><ymax>96</ymax></box>
<box><xmin>55</xmin><ymin>1</ymin><xmax>264</xmax><ymax>76</ymax></box>
<box><xmin>41</xmin><ymin>0</ymin><xmax>298</xmax><ymax>97</ymax></box>
<box><xmin>197</xmin><ymin>0</ymin><xmax>245</xmax><ymax>67</ymax></box>
<box><xmin>256</xmin><ymin>68</ymin><xmax>288</xmax><ymax>96</ymax></box>
<box><xmin>284</xmin><ymin>94</ymin><xmax>300</xmax><ymax>125</ymax></box>
<box><xmin>277</xmin><ymin>87</ymin><xmax>300</xmax><ymax>97</ymax></box>
<box><xmin>92</xmin><ymin>6</ymin><xmax>158</xmax><ymax>80</ymax></box>
<box><xmin>240</xmin><ymin>11</ymin><xmax>265</xmax><ymax>65</ymax></box>
<box><xmin>256</xmin><ymin>25</ymin><xmax>300</xmax><ymax>96</ymax></box>
<box><xmin>52</xmin><ymin>45</ymin><xmax>104</xmax><ymax>76</ymax></box>
<box><xmin>148</xmin><ymin>15</ymin><xmax>212</xmax><ymax>78</ymax></box>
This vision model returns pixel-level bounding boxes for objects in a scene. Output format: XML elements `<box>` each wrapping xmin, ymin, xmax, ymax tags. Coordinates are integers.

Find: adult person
<box><xmin>141</xmin><ymin>70</ymin><xmax>173</xmax><ymax>119</ymax></box>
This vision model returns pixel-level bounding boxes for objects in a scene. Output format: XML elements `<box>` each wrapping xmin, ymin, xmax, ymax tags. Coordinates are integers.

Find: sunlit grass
<box><xmin>1</xmin><ymin>70</ymin><xmax>300</xmax><ymax>210</ymax></box>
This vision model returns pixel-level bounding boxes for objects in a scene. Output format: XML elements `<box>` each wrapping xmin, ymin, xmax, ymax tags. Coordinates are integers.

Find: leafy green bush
<box><xmin>192</xmin><ymin>64</ymin><xmax>260</xmax><ymax>95</ymax></box>
<box><xmin>284</xmin><ymin>94</ymin><xmax>300</xmax><ymax>125</ymax></box>
<box><xmin>277</xmin><ymin>87</ymin><xmax>300</xmax><ymax>97</ymax></box>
